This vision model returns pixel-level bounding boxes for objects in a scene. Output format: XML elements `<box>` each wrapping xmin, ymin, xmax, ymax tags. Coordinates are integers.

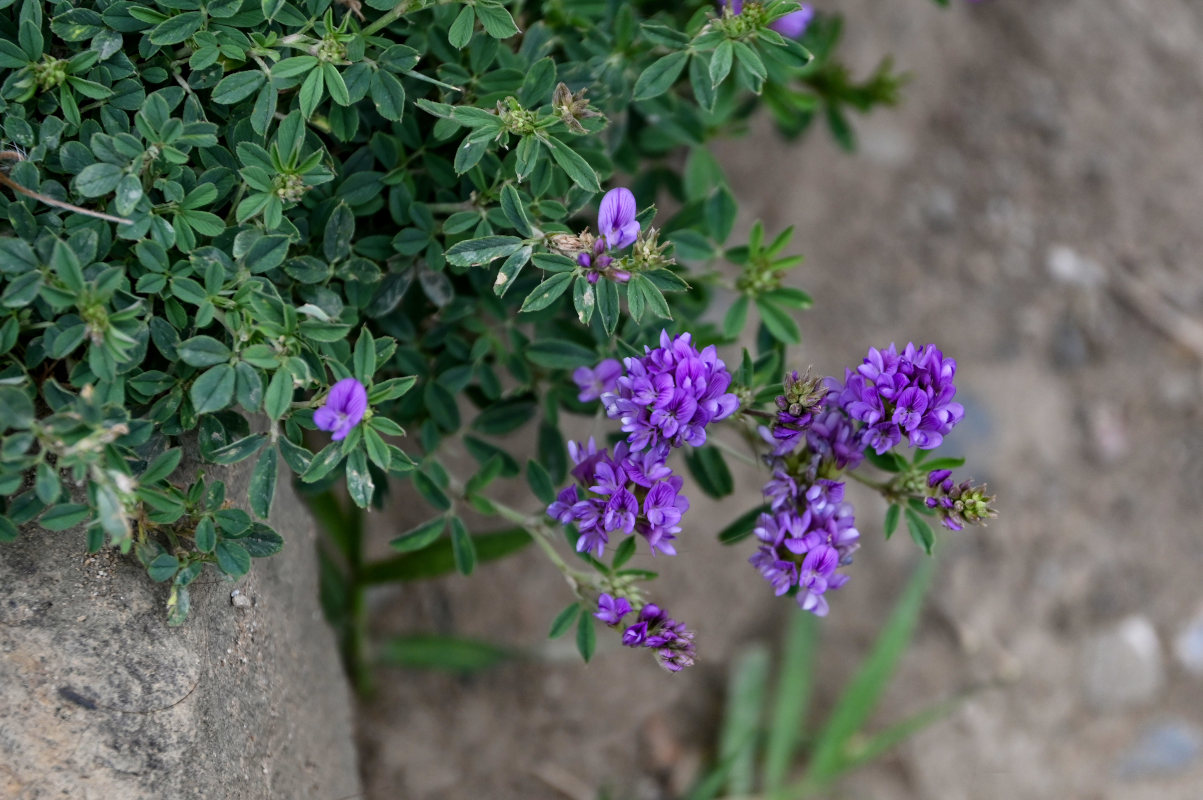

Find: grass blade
<box><xmin>719</xmin><ymin>645</ymin><xmax>771</xmax><ymax>797</ymax></box>
<box><xmin>762</xmin><ymin>611</ymin><xmax>819</xmax><ymax>795</ymax></box>
<box><xmin>831</xmin><ymin>692</ymin><xmax>964</xmax><ymax>776</ymax></box>
<box><xmin>800</xmin><ymin>556</ymin><xmax>936</xmax><ymax>787</ymax></box>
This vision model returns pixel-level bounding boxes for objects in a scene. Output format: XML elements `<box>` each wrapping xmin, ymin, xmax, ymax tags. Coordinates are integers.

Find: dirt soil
<box><xmin>356</xmin><ymin>1</ymin><xmax>1203</xmax><ymax>798</ymax></box>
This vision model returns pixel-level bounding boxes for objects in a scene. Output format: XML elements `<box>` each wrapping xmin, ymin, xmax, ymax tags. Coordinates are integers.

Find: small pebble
<box><xmin>1046</xmin><ymin>244</ymin><xmax>1106</xmax><ymax>287</ymax></box>
<box><xmin>1116</xmin><ymin>719</ymin><xmax>1202</xmax><ymax>779</ymax></box>
<box><xmin>231</xmin><ymin>590</ymin><xmax>251</xmax><ymax>609</ymax></box>
<box><xmin>1082</xmin><ymin>615</ymin><xmax>1164</xmax><ymax>711</ymax></box>
<box><xmin>1174</xmin><ymin>607</ymin><xmax>1203</xmax><ymax>677</ymax></box>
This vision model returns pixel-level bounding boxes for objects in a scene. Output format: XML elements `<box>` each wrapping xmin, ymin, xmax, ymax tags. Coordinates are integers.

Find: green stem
<box><xmin>710</xmin><ymin>436</ymin><xmax>759</xmax><ymax>467</ymax></box>
<box><xmin>361</xmin><ymin>0</ymin><xmax>418</xmax><ymax>37</ymax></box>
<box><xmin>847</xmin><ymin>469</ymin><xmax>890</xmax><ymax>492</ymax></box>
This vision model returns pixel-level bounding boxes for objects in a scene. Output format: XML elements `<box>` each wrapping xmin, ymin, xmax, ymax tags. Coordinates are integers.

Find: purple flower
<box><xmin>795</xmin><ymin>545</ymin><xmax>839</xmax><ymax>616</ymax></box>
<box><xmin>313</xmin><ymin>377</ymin><xmax>368</xmax><ymax>441</ymax></box>
<box><xmin>601</xmin><ymin>331</ymin><xmax>740</xmax><ymax>452</ymax></box>
<box><xmin>770</xmin><ymin>3</ymin><xmax>813</xmax><ymax>38</ymax></box>
<box><xmin>834</xmin><ymin>343</ymin><xmax>964</xmax><ymax>454</ymax></box>
<box><xmin>617</xmin><ymin>601</ymin><xmax>697</xmax><ymax>672</ymax></box>
<box><xmin>598</xmin><ymin>187</ymin><xmax>640</xmax><ymax>250</ymax></box>
<box><xmin>547</xmin><ymin>439</ymin><xmax>691</xmax><ymax>557</ymax></box>
<box><xmin>595</xmin><ymin>593</ymin><xmax>632</xmax><ymax>626</ymax></box>
<box><xmin>573</xmin><ymin>358</ymin><xmax>623</xmax><ymax>403</ymax></box>
<box><xmin>749</xmin><ymin>479</ymin><xmax>859</xmax><ymax>616</ymax></box>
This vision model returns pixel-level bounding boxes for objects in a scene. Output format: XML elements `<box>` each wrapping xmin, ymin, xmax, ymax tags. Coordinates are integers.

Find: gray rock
<box><xmin>1081</xmin><ymin>615</ymin><xmax>1164</xmax><ymax>711</ymax></box>
<box><xmin>1174</xmin><ymin>606</ymin><xmax>1203</xmax><ymax>677</ymax></box>
<box><xmin>1045</xmin><ymin>244</ymin><xmax>1106</xmax><ymax>288</ymax></box>
<box><xmin>1116</xmin><ymin>719</ymin><xmax>1203</xmax><ymax>780</ymax></box>
<box><xmin>0</xmin><ymin>439</ymin><xmax>360</xmax><ymax>799</ymax></box>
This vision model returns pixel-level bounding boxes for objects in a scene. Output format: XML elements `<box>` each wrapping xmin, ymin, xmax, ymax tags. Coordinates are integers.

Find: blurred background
<box><xmin>355</xmin><ymin>1</ymin><xmax>1203</xmax><ymax>797</ymax></box>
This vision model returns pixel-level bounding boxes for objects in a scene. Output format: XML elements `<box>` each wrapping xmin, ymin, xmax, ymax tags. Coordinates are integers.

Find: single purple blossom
<box><xmin>595</xmin><ymin>593</ymin><xmax>632</xmax><ymax>626</ymax></box>
<box><xmin>598</xmin><ymin>187</ymin><xmax>640</xmax><ymax>250</ymax></box>
<box><xmin>313</xmin><ymin>377</ymin><xmax>368</xmax><ymax>441</ymax></box>
<box><xmin>573</xmin><ymin>358</ymin><xmax>623</xmax><ymax>403</ymax></box>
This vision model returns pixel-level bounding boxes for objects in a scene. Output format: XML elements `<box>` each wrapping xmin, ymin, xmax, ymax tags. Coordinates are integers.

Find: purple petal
<box><xmin>313</xmin><ymin>406</ymin><xmax>341</xmax><ymax>432</ymax></box>
<box><xmin>769</xmin><ymin>4</ymin><xmax>814</xmax><ymax>38</ymax></box>
<box><xmin>598</xmin><ymin>188</ymin><xmax>638</xmax><ymax>248</ymax></box>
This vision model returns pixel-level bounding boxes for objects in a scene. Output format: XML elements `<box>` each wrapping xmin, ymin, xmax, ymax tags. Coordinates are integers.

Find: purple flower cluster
<box><xmin>595</xmin><ymin>594</ymin><xmax>697</xmax><ymax>672</ymax></box>
<box><xmin>832</xmin><ymin>343</ymin><xmax>964</xmax><ymax>454</ymax></box>
<box><xmin>547</xmin><ymin>439</ymin><xmax>689</xmax><ymax>557</ymax></box>
<box><xmin>750</xmin><ymin>479</ymin><xmax>859</xmax><ymax>616</ymax></box>
<box><xmin>600</xmin><ymin>331</ymin><xmax>740</xmax><ymax>452</ymax></box>
<box><xmin>578</xmin><ymin>188</ymin><xmax>639</xmax><ymax>284</ymax></box>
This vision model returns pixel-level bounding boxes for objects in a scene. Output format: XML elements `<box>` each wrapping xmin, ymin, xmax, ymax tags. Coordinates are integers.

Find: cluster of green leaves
<box><xmin>0</xmin><ymin>0</ymin><xmax>903</xmax><ymax>633</ymax></box>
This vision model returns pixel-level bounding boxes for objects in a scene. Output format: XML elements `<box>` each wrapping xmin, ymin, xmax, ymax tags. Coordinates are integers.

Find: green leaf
<box><xmin>723</xmin><ymin>294</ymin><xmax>749</xmax><ymax>339</ymax></box>
<box><xmin>215</xmin><ymin>540</ymin><xmax>252</xmax><ymax>578</ymax></box>
<box><xmin>597</xmin><ymin>277</ymin><xmax>620</xmax><ymax>336</ymax></box>
<box><xmin>802</xmin><ymin>558</ymin><xmax>936</xmax><ymax>785</ymax></box>
<box><xmin>298</xmin><ymin>66</ymin><xmax>323</xmax><ymax>118</ymax></box>
<box><xmin>447</xmin><ymin>4</ymin><xmax>475</xmax><ymax>48</ymax></box>
<box><xmin>206</xmin><ymin>434</ymin><xmax>266</xmax><ymax>465</ymax></box>
<box><xmin>191</xmin><ymin>364</ymin><xmax>236</xmax><ymax>414</ymax></box>
<box><xmin>322</xmin><ymin>62</ymin><xmax>350</xmax><ymax>106</ymax></box>
<box><xmin>863</xmin><ymin>447</ymin><xmax>907</xmax><ymax>473</ymax></box>
<box><xmin>264</xmin><ymin>369</ymin><xmax>292</xmax><ymax>421</ymax></box>
<box><xmin>445</xmin><ymin>235</ymin><xmax>524</xmax><ymax>267</ymax></box>
<box><xmin>499</xmin><ymin>184</ymin><xmax>532</xmax><ymax>237</ymax></box>
<box><xmin>352</xmin><ymin>326</ymin><xmax>376</xmax><ymax>383</ymax></box>
<box><xmin>37</xmin><ymin>503</ymin><xmax>90</xmax><ymax>531</ymax></box>
<box><xmin>378</xmin><ymin>634</ymin><xmax>513</xmax><ymax>672</ymax></box>
<box><xmin>149</xmin><ymin>11</ymin><xmax>203</xmax><ymax>45</ymax></box>
<box><xmin>211</xmin><ymin>71</ymin><xmax>266</xmax><ymax>104</ymax></box>
<box><xmin>179</xmin><ymin>335</ymin><xmax>231</xmax><ymax>367</ymax></box>
<box><xmin>633</xmin><ymin>51</ymin><xmax>690</xmax><ymax>101</ymax></box>
<box><xmin>389</xmin><ymin>516</ymin><xmax>445</xmax><ymax>553</ymax></box>
<box><xmin>369</xmin><ymin>70</ymin><xmax>406</xmax><ymax>121</ymax></box>
<box><xmin>493</xmin><ymin>246</ymin><xmax>531</xmax><ymax>297</ymax></box>
<box><xmin>194</xmin><ymin>516</ymin><xmax>217</xmax><ymax>552</ymax></box>
<box><xmin>612</xmin><ymin>536</ymin><xmax>636</xmax><ymax>570</ymax></box>
<box><xmin>361</xmin><ymin>527</ymin><xmax>530</xmax><ymax>583</ymax></box>
<box><xmin>904</xmin><ymin>508</ymin><xmax>935</xmax><ymax>555</ymax></box>
<box><xmin>575</xmin><ymin>613</ymin><xmax>596</xmax><ymax>662</ymax></box>
<box><xmin>763</xmin><ymin>612</ymin><xmax>819</xmax><ymax>793</ymax></box>
<box><xmin>346</xmin><ymin>449</ymin><xmax>375</xmax><ymax>509</ymax></box>
<box><xmin>475</xmin><ymin>1</ymin><xmax>519</xmax><ymax>38</ymax></box>
<box><xmin>525</xmin><ymin>460</ymin><xmax>555</xmax><ymax>505</ymax></box>
<box><xmin>755</xmin><ymin>298</ymin><xmax>801</xmax><ymax>344</ymax></box>
<box><xmin>717</xmin><ymin>504</ymin><xmax>770</xmax><ymax>545</ymax></box>
<box><xmin>472</xmin><ymin>399</ymin><xmax>535</xmax><ymax>435</ymax></box>
<box><xmin>141</xmin><ymin>448</ymin><xmax>182</xmax><ymax>484</ymax></box>
<box><xmin>75</xmin><ymin>163</ymin><xmax>123</xmax><ymax>197</ymax></box>
<box><xmin>249</xmin><ymin>446</ymin><xmax>277</xmax><ymax>518</ymax></box>
<box><xmin>684</xmin><ymin>446</ymin><xmax>734</xmax><ymax>498</ymax></box>
<box><xmin>548</xmin><ymin>603</ymin><xmax>581</xmax><ymax>639</ymax></box>
<box><xmin>525</xmin><ymin>339</ymin><xmax>594</xmax><ymax>370</ymax></box>
<box><xmin>543</xmin><ymin>137</ymin><xmax>601</xmax><ymax>193</ymax></box>
<box><xmin>918</xmin><ymin>456</ymin><xmax>966</xmax><ymax>471</ymax></box>
<box><xmin>710</xmin><ymin>39</ymin><xmax>734</xmax><ymax>87</ymax></box>
<box><xmin>450</xmin><ymin>517</ymin><xmax>476</xmax><ymax>575</ymax></box>
<box><xmin>884</xmin><ymin>504</ymin><xmax>901</xmax><ymax>539</ymax></box>
<box><xmin>324</xmin><ymin>202</ymin><xmax>355</xmax><ymax>262</ymax></box>
<box><xmin>242</xmin><ymin>523</ymin><xmax>284</xmax><ymax>557</ymax></box>
<box><xmin>520</xmin><ymin>272</ymin><xmax>573</xmax><ymax>313</ymax></box>
<box><xmin>147</xmin><ymin>552</ymin><xmax>180</xmax><ymax>582</ymax></box>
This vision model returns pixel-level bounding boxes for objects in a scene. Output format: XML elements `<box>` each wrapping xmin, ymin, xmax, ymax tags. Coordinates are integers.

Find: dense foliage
<box><xmin>0</xmin><ymin>0</ymin><xmax>989</xmax><ymax>678</ymax></box>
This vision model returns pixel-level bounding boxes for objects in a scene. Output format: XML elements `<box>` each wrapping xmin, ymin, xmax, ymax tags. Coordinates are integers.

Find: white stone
<box><xmin>1081</xmin><ymin>615</ymin><xmax>1164</xmax><ymax>711</ymax></box>
<box><xmin>1046</xmin><ymin>244</ymin><xmax>1106</xmax><ymax>287</ymax></box>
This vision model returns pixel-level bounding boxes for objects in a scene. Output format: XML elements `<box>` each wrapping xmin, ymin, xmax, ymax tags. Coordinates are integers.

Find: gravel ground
<box><xmin>357</xmin><ymin>2</ymin><xmax>1203</xmax><ymax>797</ymax></box>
